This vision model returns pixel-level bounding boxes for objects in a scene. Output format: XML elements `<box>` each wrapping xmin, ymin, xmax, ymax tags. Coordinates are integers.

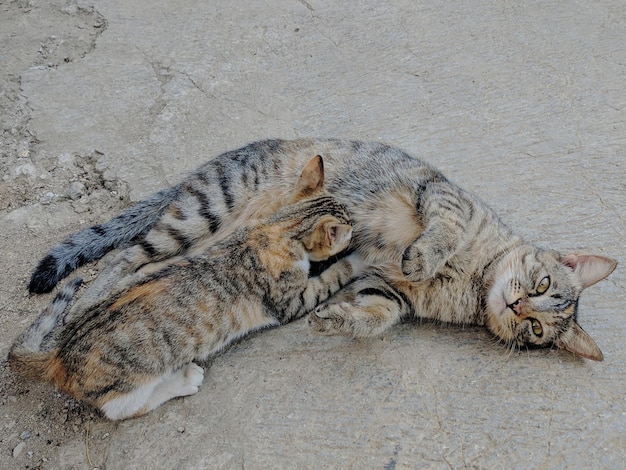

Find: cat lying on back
<box><xmin>10</xmin><ymin>156</ymin><xmax>361</xmax><ymax>420</ymax></box>
<box><xmin>27</xmin><ymin>139</ymin><xmax>616</xmax><ymax>360</ymax></box>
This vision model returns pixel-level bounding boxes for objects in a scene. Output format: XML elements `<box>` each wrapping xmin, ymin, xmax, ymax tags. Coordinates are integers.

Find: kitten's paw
<box><xmin>180</xmin><ymin>362</ymin><xmax>204</xmax><ymax>395</ymax></box>
<box><xmin>308</xmin><ymin>302</ymin><xmax>353</xmax><ymax>336</ymax></box>
<box><xmin>401</xmin><ymin>245</ymin><xmax>437</xmax><ymax>282</ymax></box>
<box><xmin>345</xmin><ymin>252</ymin><xmax>367</xmax><ymax>277</ymax></box>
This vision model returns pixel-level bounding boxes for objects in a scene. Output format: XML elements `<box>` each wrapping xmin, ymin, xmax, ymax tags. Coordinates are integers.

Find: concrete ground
<box><xmin>1</xmin><ymin>0</ymin><xmax>624</xmax><ymax>468</ymax></box>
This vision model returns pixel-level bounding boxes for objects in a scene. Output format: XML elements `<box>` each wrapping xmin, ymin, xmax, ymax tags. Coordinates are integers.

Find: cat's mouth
<box><xmin>498</xmin><ymin>299</ymin><xmax>512</xmax><ymax>318</ymax></box>
<box><xmin>486</xmin><ymin>289</ymin><xmax>508</xmax><ymax>317</ymax></box>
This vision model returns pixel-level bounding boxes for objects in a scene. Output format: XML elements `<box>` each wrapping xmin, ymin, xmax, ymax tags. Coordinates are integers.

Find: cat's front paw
<box><xmin>345</xmin><ymin>252</ymin><xmax>367</xmax><ymax>277</ymax></box>
<box><xmin>401</xmin><ymin>245</ymin><xmax>437</xmax><ymax>282</ymax></box>
<box><xmin>308</xmin><ymin>302</ymin><xmax>353</xmax><ymax>336</ymax></box>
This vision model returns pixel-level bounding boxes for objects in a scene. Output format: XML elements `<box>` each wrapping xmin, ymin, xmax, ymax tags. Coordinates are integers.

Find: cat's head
<box><xmin>485</xmin><ymin>246</ymin><xmax>616</xmax><ymax>361</ymax></box>
<box><xmin>281</xmin><ymin>155</ymin><xmax>353</xmax><ymax>261</ymax></box>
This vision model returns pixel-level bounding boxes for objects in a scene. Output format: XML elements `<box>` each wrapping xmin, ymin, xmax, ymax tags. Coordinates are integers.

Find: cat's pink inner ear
<box><xmin>294</xmin><ymin>155</ymin><xmax>324</xmax><ymax>198</ymax></box>
<box><xmin>327</xmin><ymin>225</ymin><xmax>338</xmax><ymax>245</ymax></box>
<box><xmin>556</xmin><ymin>322</ymin><xmax>604</xmax><ymax>361</ymax></box>
<box><xmin>560</xmin><ymin>253</ymin><xmax>617</xmax><ymax>289</ymax></box>
<box><xmin>327</xmin><ymin>224</ymin><xmax>352</xmax><ymax>246</ymax></box>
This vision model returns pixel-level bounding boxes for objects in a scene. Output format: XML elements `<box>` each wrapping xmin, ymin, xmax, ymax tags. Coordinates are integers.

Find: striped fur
<box><xmin>29</xmin><ymin>187</ymin><xmax>180</xmax><ymax>294</ymax></box>
<box><xmin>10</xmin><ymin>156</ymin><xmax>360</xmax><ymax>420</ymax></box>
<box><xmin>29</xmin><ymin>139</ymin><xmax>616</xmax><ymax>360</ymax></box>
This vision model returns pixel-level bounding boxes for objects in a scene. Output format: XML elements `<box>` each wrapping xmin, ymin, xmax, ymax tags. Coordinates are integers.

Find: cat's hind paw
<box><xmin>308</xmin><ymin>302</ymin><xmax>353</xmax><ymax>336</ymax></box>
<box><xmin>179</xmin><ymin>362</ymin><xmax>205</xmax><ymax>396</ymax></box>
<box><xmin>309</xmin><ymin>288</ymin><xmax>403</xmax><ymax>338</ymax></box>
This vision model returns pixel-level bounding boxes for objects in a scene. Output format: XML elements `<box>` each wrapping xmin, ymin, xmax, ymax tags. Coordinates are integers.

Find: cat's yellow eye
<box><xmin>536</xmin><ymin>276</ymin><xmax>550</xmax><ymax>295</ymax></box>
<box><xmin>531</xmin><ymin>319</ymin><xmax>543</xmax><ymax>337</ymax></box>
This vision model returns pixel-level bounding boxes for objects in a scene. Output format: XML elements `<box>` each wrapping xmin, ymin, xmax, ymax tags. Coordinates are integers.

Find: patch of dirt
<box><xmin>0</xmin><ymin>0</ymin><xmax>109</xmax><ymax>211</ymax></box>
<box><xmin>0</xmin><ymin>1</ymin><xmax>125</xmax><ymax>468</ymax></box>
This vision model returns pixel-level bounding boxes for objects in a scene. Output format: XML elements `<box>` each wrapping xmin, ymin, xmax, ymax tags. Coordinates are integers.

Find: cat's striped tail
<box><xmin>9</xmin><ymin>278</ymin><xmax>83</xmax><ymax>379</ymax></box>
<box><xmin>29</xmin><ymin>186</ymin><xmax>180</xmax><ymax>294</ymax></box>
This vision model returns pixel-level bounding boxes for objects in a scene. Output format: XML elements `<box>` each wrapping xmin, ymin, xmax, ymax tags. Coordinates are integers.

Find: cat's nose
<box><xmin>507</xmin><ymin>298</ymin><xmax>523</xmax><ymax>315</ymax></box>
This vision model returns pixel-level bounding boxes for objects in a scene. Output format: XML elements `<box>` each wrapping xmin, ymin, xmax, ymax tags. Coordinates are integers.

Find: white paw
<box><xmin>173</xmin><ymin>362</ymin><xmax>205</xmax><ymax>396</ymax></box>
<box><xmin>184</xmin><ymin>362</ymin><xmax>205</xmax><ymax>388</ymax></box>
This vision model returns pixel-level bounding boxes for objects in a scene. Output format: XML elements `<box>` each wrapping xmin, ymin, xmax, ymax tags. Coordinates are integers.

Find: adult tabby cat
<box><xmin>10</xmin><ymin>156</ymin><xmax>360</xmax><ymax>420</ymax></box>
<box><xmin>28</xmin><ymin>139</ymin><xmax>616</xmax><ymax>361</ymax></box>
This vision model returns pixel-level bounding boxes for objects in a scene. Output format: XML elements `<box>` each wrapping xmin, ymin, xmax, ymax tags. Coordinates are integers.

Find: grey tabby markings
<box><xmin>28</xmin><ymin>139</ymin><xmax>616</xmax><ymax>360</ymax></box>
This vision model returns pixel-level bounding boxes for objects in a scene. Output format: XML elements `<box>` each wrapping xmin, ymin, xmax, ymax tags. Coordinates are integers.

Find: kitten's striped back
<box><xmin>12</xmin><ymin>155</ymin><xmax>361</xmax><ymax>419</ymax></box>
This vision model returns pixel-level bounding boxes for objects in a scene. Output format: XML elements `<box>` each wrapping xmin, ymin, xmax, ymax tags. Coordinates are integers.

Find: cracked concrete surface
<box><xmin>1</xmin><ymin>0</ymin><xmax>624</xmax><ymax>468</ymax></box>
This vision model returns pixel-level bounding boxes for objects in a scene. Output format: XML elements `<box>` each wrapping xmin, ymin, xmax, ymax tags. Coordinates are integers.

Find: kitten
<box><xmin>27</xmin><ymin>139</ymin><xmax>616</xmax><ymax>360</ymax></box>
<box><xmin>10</xmin><ymin>156</ymin><xmax>360</xmax><ymax>420</ymax></box>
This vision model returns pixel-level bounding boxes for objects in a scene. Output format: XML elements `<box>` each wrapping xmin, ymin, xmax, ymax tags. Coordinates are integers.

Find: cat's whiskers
<box><xmin>505</xmin><ymin>341</ymin><xmax>517</xmax><ymax>360</ymax></box>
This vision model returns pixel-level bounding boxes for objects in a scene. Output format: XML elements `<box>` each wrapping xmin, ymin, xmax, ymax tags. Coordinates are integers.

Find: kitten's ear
<box><xmin>556</xmin><ymin>322</ymin><xmax>604</xmax><ymax>361</ymax></box>
<box><xmin>326</xmin><ymin>224</ymin><xmax>352</xmax><ymax>247</ymax></box>
<box><xmin>560</xmin><ymin>253</ymin><xmax>617</xmax><ymax>289</ymax></box>
<box><xmin>293</xmin><ymin>155</ymin><xmax>324</xmax><ymax>200</ymax></box>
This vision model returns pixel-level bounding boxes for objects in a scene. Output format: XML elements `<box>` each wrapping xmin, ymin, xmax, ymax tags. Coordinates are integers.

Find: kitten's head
<box><xmin>486</xmin><ymin>246</ymin><xmax>616</xmax><ymax>361</ymax></box>
<box><xmin>280</xmin><ymin>155</ymin><xmax>353</xmax><ymax>261</ymax></box>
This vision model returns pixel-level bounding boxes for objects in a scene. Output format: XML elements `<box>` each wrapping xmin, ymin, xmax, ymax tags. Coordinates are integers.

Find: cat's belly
<box><xmin>350</xmin><ymin>190</ymin><xmax>424</xmax><ymax>264</ymax></box>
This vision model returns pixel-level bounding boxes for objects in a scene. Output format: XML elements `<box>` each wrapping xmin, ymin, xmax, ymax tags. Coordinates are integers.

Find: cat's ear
<box><xmin>293</xmin><ymin>155</ymin><xmax>324</xmax><ymax>200</ymax></box>
<box><xmin>556</xmin><ymin>322</ymin><xmax>604</xmax><ymax>361</ymax></box>
<box><xmin>560</xmin><ymin>253</ymin><xmax>617</xmax><ymax>289</ymax></box>
<box><xmin>326</xmin><ymin>223</ymin><xmax>352</xmax><ymax>248</ymax></box>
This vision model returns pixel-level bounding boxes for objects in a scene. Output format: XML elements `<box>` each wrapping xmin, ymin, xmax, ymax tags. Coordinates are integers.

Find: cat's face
<box><xmin>486</xmin><ymin>247</ymin><xmax>616</xmax><ymax>360</ymax></box>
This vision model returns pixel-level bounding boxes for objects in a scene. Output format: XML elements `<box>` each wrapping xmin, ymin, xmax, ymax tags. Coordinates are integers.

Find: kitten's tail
<box><xmin>29</xmin><ymin>186</ymin><xmax>180</xmax><ymax>294</ymax></box>
<box><xmin>9</xmin><ymin>278</ymin><xmax>83</xmax><ymax>379</ymax></box>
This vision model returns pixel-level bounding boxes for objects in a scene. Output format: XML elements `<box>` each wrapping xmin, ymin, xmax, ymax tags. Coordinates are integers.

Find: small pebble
<box><xmin>57</xmin><ymin>153</ymin><xmax>76</xmax><ymax>167</ymax></box>
<box><xmin>177</xmin><ymin>426</ymin><xmax>185</xmax><ymax>433</ymax></box>
<box><xmin>13</xmin><ymin>163</ymin><xmax>37</xmax><ymax>178</ymax></box>
<box><xmin>67</xmin><ymin>181</ymin><xmax>86</xmax><ymax>200</ymax></box>
<box><xmin>41</xmin><ymin>192</ymin><xmax>57</xmax><ymax>204</ymax></box>
<box><xmin>12</xmin><ymin>441</ymin><xmax>26</xmax><ymax>458</ymax></box>
<box><xmin>20</xmin><ymin>430</ymin><xmax>31</xmax><ymax>440</ymax></box>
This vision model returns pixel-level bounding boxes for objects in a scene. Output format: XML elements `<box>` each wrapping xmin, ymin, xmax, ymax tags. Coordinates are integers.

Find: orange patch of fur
<box><xmin>44</xmin><ymin>354</ymin><xmax>71</xmax><ymax>392</ymax></box>
<box><xmin>111</xmin><ymin>280</ymin><xmax>169</xmax><ymax>310</ymax></box>
<box><xmin>250</xmin><ymin>225</ymin><xmax>295</xmax><ymax>278</ymax></box>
